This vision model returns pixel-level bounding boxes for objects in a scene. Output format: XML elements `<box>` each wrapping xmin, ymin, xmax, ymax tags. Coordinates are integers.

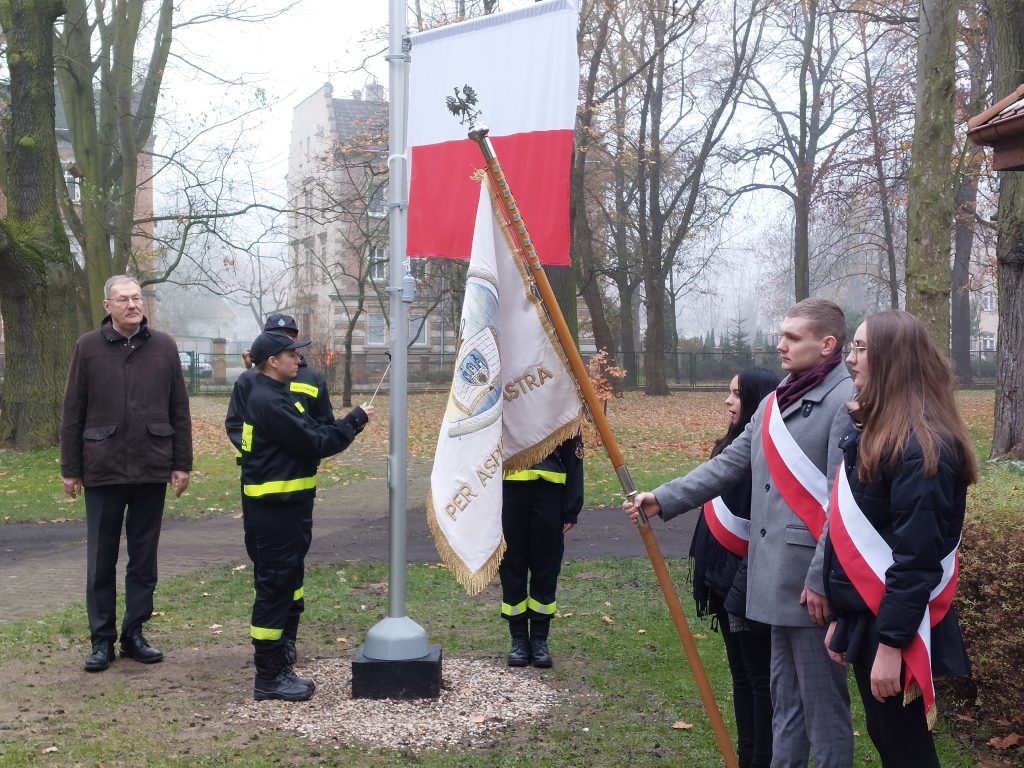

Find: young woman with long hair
<box><xmin>689</xmin><ymin>366</ymin><xmax>780</xmax><ymax>768</ymax></box>
<box><xmin>824</xmin><ymin>310</ymin><xmax>975</xmax><ymax>767</ymax></box>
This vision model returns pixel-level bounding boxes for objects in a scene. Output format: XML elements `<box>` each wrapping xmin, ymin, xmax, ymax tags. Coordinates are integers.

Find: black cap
<box><xmin>249</xmin><ymin>331</ymin><xmax>310</xmax><ymax>365</ymax></box>
<box><xmin>263</xmin><ymin>313</ymin><xmax>299</xmax><ymax>333</ymax></box>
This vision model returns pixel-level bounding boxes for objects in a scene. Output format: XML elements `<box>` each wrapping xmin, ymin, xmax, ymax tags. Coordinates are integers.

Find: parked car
<box><xmin>179</xmin><ymin>351</ymin><xmax>213</xmax><ymax>379</ymax></box>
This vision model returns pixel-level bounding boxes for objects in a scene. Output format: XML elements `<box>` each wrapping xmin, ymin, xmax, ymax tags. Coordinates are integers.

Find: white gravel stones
<box><xmin>231</xmin><ymin>657</ymin><xmax>561</xmax><ymax>751</ymax></box>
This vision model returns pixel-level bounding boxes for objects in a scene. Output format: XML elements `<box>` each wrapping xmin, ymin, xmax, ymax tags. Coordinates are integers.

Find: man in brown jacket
<box><xmin>60</xmin><ymin>275</ymin><xmax>193</xmax><ymax>671</ymax></box>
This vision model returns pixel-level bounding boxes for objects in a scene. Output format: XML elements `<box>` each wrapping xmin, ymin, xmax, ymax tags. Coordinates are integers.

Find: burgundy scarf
<box><xmin>776</xmin><ymin>351</ymin><xmax>844</xmax><ymax>412</ymax></box>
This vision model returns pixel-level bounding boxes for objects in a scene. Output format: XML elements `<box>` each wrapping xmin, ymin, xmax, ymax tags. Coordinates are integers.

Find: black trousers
<box><xmin>246</xmin><ymin>497</ymin><xmax>313</xmax><ymax>655</ymax></box>
<box><xmin>84</xmin><ymin>483</ymin><xmax>166</xmax><ymax>645</ymax></box>
<box><xmin>499</xmin><ymin>479</ymin><xmax>564</xmax><ymax>622</ymax></box>
<box><xmin>852</xmin><ymin>651</ymin><xmax>940</xmax><ymax>768</ymax></box>
<box><xmin>715</xmin><ymin>606</ymin><xmax>773</xmax><ymax>768</ymax></box>
<box><xmin>241</xmin><ymin>492</ymin><xmax>305</xmax><ymax>641</ymax></box>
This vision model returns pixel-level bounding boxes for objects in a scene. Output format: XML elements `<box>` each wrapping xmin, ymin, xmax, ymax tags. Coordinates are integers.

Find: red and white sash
<box><xmin>703</xmin><ymin>496</ymin><xmax>750</xmax><ymax>557</ymax></box>
<box><xmin>829</xmin><ymin>465</ymin><xmax>959</xmax><ymax>719</ymax></box>
<box><xmin>761</xmin><ymin>392</ymin><xmax>829</xmax><ymax>540</ymax></box>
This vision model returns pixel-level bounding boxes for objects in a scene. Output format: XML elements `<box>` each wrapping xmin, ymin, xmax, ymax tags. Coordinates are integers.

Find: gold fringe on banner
<box><xmin>504</xmin><ymin>417</ymin><xmax>582</xmax><ymax>473</ymax></box>
<box><xmin>425</xmin><ymin>493</ymin><xmax>506</xmax><ymax>596</ymax></box>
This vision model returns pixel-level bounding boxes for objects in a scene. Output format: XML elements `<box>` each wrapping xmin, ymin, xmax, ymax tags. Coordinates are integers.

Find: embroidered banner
<box><xmin>427</xmin><ymin>180</ymin><xmax>582</xmax><ymax>595</ymax></box>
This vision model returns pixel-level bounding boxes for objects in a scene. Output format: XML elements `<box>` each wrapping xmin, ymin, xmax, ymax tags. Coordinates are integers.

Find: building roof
<box><xmin>331</xmin><ymin>93</ymin><xmax>388</xmax><ymax>144</ymax></box>
<box><xmin>967</xmin><ymin>84</ymin><xmax>1024</xmax><ymax>170</ymax></box>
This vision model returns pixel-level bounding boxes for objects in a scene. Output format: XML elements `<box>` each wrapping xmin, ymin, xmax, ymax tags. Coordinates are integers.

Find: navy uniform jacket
<box><xmin>226</xmin><ymin>356</ymin><xmax>333</xmax><ymax>452</ymax></box>
<box><xmin>238</xmin><ymin>374</ymin><xmax>366</xmax><ymax>506</ymax></box>
<box><xmin>505</xmin><ymin>435</ymin><xmax>584</xmax><ymax>526</ymax></box>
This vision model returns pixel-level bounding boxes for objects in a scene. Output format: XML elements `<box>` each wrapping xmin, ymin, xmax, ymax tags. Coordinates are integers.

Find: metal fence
<box><xmin>0</xmin><ymin>349</ymin><xmax>1001</xmax><ymax>396</ymax></box>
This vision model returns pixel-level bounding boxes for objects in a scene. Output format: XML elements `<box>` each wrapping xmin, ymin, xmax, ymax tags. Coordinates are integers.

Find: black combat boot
<box><xmin>530</xmin><ymin>619</ymin><xmax>552</xmax><ymax>668</ymax></box>
<box><xmin>253</xmin><ymin>647</ymin><xmax>315</xmax><ymax>702</ymax></box>
<box><xmin>506</xmin><ymin>618</ymin><xmax>531</xmax><ymax>667</ymax></box>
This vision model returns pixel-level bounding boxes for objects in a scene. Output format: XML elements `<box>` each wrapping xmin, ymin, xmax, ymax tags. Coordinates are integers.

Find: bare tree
<box><xmin>738</xmin><ymin>0</ymin><xmax>860</xmax><ymax>302</ymax></box>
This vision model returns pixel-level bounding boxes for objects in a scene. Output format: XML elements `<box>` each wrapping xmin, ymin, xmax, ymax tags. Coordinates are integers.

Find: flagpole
<box><xmin>469</xmin><ymin>124</ymin><xmax>738</xmax><ymax>768</ymax></box>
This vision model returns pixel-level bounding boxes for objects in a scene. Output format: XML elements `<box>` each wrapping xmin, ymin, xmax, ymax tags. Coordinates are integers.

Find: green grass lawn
<box><xmin>0</xmin><ymin>559</ymin><xmax>979</xmax><ymax>767</ymax></box>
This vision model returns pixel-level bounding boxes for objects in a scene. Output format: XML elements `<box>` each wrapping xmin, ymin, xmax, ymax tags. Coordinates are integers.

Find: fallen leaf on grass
<box><xmin>232</xmin><ymin>513</ymin><xmax>243</xmax><ymax>519</ymax></box>
<box><xmin>693</xmin><ymin>633</ymin><xmax>707</xmax><ymax>640</ymax></box>
<box><xmin>209</xmin><ymin>624</ymin><xmax>223</xmax><ymax>630</ymax></box>
<box><xmin>601</xmin><ymin>616</ymin><xmax>615</xmax><ymax>625</ymax></box>
<box><xmin>989</xmin><ymin>733</ymin><xmax>1023</xmax><ymax>750</ymax></box>
<box><xmin>231</xmin><ymin>564</ymin><xmax>247</xmax><ymax>572</ymax></box>
<box><xmin>471</xmin><ymin>715</ymin><xmax>486</xmax><ymax>723</ymax></box>
<box><xmin>955</xmin><ymin>714</ymin><xmax>976</xmax><ymax>722</ymax></box>
<box><xmin>42</xmin><ymin>746</ymin><xmax>58</xmax><ymax>753</ymax></box>
<box><xmin>576</xmin><ymin>571</ymin><xmax>600</xmax><ymax>580</ymax></box>
<box><xmin>637</xmin><ymin>629</ymin><xmax>647</xmax><ymax>635</ymax></box>
<box><xmin>671</xmin><ymin>721</ymin><xmax>694</xmax><ymax>730</ymax></box>
<box><xmin>336</xmin><ymin>637</ymin><xmax>349</xmax><ymax>644</ymax></box>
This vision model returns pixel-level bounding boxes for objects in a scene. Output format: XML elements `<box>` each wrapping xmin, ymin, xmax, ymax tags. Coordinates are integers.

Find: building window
<box><xmin>367</xmin><ymin>313</ymin><xmax>386</xmax><ymax>345</ymax></box>
<box><xmin>333</xmin><ymin>306</ymin><xmax>349</xmax><ymax>329</ymax></box>
<box><xmin>980</xmin><ymin>292</ymin><xmax>997</xmax><ymax>312</ymax></box>
<box><xmin>409</xmin><ymin>315</ymin><xmax>426</xmax><ymax>345</ymax></box>
<box><xmin>368</xmin><ymin>184</ymin><xmax>387</xmax><ymax>218</ymax></box>
<box><xmin>369</xmin><ymin>247</ymin><xmax>387</xmax><ymax>281</ymax></box>
<box><xmin>410</xmin><ymin>258</ymin><xmax>427</xmax><ymax>280</ymax></box>
<box><xmin>979</xmin><ymin>333</ymin><xmax>996</xmax><ymax>351</ymax></box>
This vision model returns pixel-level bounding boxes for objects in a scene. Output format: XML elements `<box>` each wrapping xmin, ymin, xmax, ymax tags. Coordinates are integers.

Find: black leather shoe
<box><xmin>120</xmin><ymin>631</ymin><xmax>164</xmax><ymax>664</ymax></box>
<box><xmin>530</xmin><ymin>638</ymin><xmax>552</xmax><ymax>668</ymax></box>
<box><xmin>254</xmin><ymin>667</ymin><xmax>316</xmax><ymax>702</ymax></box>
<box><xmin>84</xmin><ymin>641</ymin><xmax>114</xmax><ymax>672</ymax></box>
<box><xmin>284</xmin><ymin>639</ymin><xmax>298</xmax><ymax>666</ymax></box>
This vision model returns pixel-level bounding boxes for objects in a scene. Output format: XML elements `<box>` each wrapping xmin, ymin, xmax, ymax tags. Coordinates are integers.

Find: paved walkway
<box><xmin>0</xmin><ymin>458</ymin><xmax>695</xmax><ymax>623</ymax></box>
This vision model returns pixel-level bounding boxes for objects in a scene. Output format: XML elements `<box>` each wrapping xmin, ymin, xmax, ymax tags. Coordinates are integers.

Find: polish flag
<box><xmin>406</xmin><ymin>0</ymin><xmax>578</xmax><ymax>266</ymax></box>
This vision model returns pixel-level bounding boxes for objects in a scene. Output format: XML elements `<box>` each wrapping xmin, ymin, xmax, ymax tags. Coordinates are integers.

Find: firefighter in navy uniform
<box><xmin>500</xmin><ymin>433</ymin><xmax>584</xmax><ymax>668</ymax></box>
<box><xmin>225</xmin><ymin>314</ymin><xmax>333</xmax><ymax>667</ymax></box>
<box><xmin>235</xmin><ymin>331</ymin><xmax>374</xmax><ymax>701</ymax></box>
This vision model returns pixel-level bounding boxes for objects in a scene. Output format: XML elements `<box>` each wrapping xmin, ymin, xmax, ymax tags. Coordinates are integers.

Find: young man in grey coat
<box><xmin>626</xmin><ymin>297</ymin><xmax>854</xmax><ymax>768</ymax></box>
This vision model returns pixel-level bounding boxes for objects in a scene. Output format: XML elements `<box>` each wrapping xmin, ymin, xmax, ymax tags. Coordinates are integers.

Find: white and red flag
<box><xmin>406</xmin><ymin>0</ymin><xmax>578</xmax><ymax>266</ymax></box>
<box><xmin>426</xmin><ymin>180</ymin><xmax>582</xmax><ymax>594</ymax></box>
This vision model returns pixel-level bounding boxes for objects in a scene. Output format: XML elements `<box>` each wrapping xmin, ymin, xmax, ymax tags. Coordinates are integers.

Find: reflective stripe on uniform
<box><xmin>503</xmin><ymin>469</ymin><xmax>566</xmax><ymax>484</ymax></box>
<box><xmin>290</xmin><ymin>381</ymin><xmax>319</xmax><ymax>398</ymax></box>
<box><xmin>501</xmin><ymin>599</ymin><xmax>528</xmax><ymax>617</ymax></box>
<box><xmin>528</xmin><ymin>597</ymin><xmax>557</xmax><ymax>615</ymax></box>
<box><xmin>294</xmin><ymin>401</ymin><xmax>305</xmax><ymax>413</ymax></box>
<box><xmin>241</xmin><ymin>422</ymin><xmax>253</xmax><ymax>453</ymax></box>
<box><xmin>250</xmin><ymin>625</ymin><xmax>283</xmax><ymax>641</ymax></box>
<box><xmin>293</xmin><ymin>586</ymin><xmax>304</xmax><ymax>601</ymax></box>
<box><xmin>243</xmin><ymin>475</ymin><xmax>318</xmax><ymax>498</ymax></box>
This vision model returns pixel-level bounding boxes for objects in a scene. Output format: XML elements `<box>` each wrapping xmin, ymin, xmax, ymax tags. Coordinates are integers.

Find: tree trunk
<box><xmin>0</xmin><ymin>0</ymin><xmax>79</xmax><ymax>450</ymax></box>
<box><xmin>989</xmin><ymin>0</ymin><xmax>1024</xmax><ymax>459</ymax></box>
<box><xmin>905</xmin><ymin>0</ymin><xmax>957</xmax><ymax>348</ymax></box>
<box><xmin>951</xmin><ymin>168</ymin><xmax>980</xmax><ymax>386</ymax></box>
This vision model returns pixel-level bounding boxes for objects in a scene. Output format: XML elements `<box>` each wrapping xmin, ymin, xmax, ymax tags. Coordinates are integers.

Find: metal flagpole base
<box><xmin>352</xmin><ymin>617</ymin><xmax>441</xmax><ymax>699</ymax></box>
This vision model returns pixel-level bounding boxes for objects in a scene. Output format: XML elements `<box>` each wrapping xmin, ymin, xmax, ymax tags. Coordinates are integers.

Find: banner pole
<box><xmin>468</xmin><ymin>124</ymin><xmax>738</xmax><ymax>768</ymax></box>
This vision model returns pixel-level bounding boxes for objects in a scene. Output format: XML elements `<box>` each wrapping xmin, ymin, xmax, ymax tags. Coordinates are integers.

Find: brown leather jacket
<box><xmin>60</xmin><ymin>317</ymin><xmax>193</xmax><ymax>487</ymax></box>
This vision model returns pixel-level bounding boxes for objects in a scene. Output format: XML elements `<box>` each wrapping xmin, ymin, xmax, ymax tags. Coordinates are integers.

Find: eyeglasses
<box><xmin>110</xmin><ymin>295</ymin><xmax>144</xmax><ymax>306</ymax></box>
<box><xmin>846</xmin><ymin>342</ymin><xmax>868</xmax><ymax>357</ymax></box>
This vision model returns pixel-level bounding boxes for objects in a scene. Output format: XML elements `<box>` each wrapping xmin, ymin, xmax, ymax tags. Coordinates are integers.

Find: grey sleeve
<box><xmin>653</xmin><ymin>417</ymin><xmax>755</xmax><ymax>521</ymax></box>
<box><xmin>805</xmin><ymin>403</ymin><xmax>853</xmax><ymax>594</ymax></box>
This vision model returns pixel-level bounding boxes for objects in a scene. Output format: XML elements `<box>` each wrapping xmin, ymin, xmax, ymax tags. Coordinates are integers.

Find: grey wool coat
<box><xmin>655</xmin><ymin>363</ymin><xmax>853</xmax><ymax>627</ymax></box>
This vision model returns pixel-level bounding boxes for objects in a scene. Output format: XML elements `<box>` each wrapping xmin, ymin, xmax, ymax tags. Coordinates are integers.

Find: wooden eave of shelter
<box><xmin>968</xmin><ymin>83</ymin><xmax>1024</xmax><ymax>171</ymax></box>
